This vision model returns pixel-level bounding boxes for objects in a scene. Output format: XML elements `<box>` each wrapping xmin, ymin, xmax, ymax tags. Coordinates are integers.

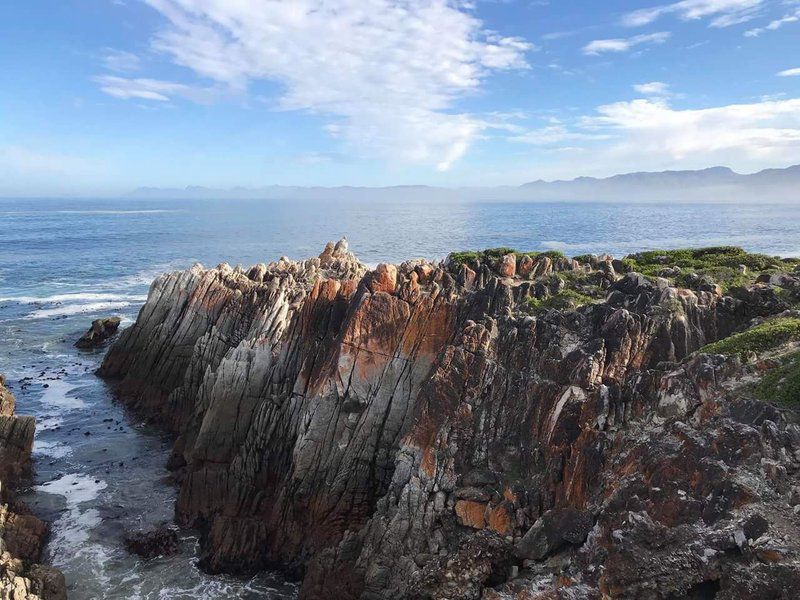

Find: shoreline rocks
<box><xmin>75</xmin><ymin>316</ymin><xmax>122</xmax><ymax>349</ymax></box>
<box><xmin>0</xmin><ymin>376</ymin><xmax>66</xmax><ymax>600</ymax></box>
<box><xmin>124</xmin><ymin>525</ymin><xmax>179</xmax><ymax>560</ymax></box>
<box><xmin>99</xmin><ymin>242</ymin><xmax>800</xmax><ymax>599</ymax></box>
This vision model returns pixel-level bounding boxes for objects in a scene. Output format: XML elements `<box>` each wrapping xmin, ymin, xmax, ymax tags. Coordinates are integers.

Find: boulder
<box><xmin>515</xmin><ymin>508</ymin><xmax>593</xmax><ymax>560</ymax></box>
<box><xmin>124</xmin><ymin>525</ymin><xmax>179</xmax><ymax>559</ymax></box>
<box><xmin>75</xmin><ymin>317</ymin><xmax>121</xmax><ymax>349</ymax></box>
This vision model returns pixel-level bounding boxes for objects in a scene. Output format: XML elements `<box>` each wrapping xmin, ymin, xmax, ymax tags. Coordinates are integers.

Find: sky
<box><xmin>1</xmin><ymin>0</ymin><xmax>800</xmax><ymax>195</ymax></box>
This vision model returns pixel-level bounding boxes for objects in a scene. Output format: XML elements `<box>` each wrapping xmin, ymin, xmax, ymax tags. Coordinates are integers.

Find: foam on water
<box><xmin>39</xmin><ymin>380</ymin><xmax>86</xmax><ymax>410</ymax></box>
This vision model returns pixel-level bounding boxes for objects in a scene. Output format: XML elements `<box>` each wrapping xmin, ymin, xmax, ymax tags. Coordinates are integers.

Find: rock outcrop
<box><xmin>0</xmin><ymin>376</ymin><xmax>66</xmax><ymax>600</ymax></box>
<box><xmin>100</xmin><ymin>242</ymin><xmax>800</xmax><ymax>599</ymax></box>
<box><xmin>74</xmin><ymin>316</ymin><xmax>122</xmax><ymax>349</ymax></box>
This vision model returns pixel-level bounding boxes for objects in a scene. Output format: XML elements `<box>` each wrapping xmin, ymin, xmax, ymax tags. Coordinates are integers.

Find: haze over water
<box><xmin>1</xmin><ymin>197</ymin><xmax>799</xmax><ymax>598</ymax></box>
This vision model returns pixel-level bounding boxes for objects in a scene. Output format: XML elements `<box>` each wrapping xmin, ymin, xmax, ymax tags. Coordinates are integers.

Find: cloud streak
<box><xmin>124</xmin><ymin>0</ymin><xmax>532</xmax><ymax>171</ymax></box>
<box><xmin>623</xmin><ymin>0</ymin><xmax>764</xmax><ymax>28</ymax></box>
<box><xmin>745</xmin><ymin>6</ymin><xmax>800</xmax><ymax>36</ymax></box>
<box><xmin>583</xmin><ymin>32</ymin><xmax>670</xmax><ymax>55</ymax></box>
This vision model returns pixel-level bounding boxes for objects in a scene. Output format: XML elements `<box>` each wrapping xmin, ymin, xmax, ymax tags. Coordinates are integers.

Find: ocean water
<box><xmin>1</xmin><ymin>197</ymin><xmax>799</xmax><ymax>598</ymax></box>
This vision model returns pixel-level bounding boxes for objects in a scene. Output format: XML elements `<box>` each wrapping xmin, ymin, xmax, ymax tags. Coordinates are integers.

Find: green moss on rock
<box><xmin>525</xmin><ymin>289</ymin><xmax>594</xmax><ymax>313</ymax></box>
<box><xmin>699</xmin><ymin>317</ymin><xmax>800</xmax><ymax>358</ymax></box>
<box><xmin>753</xmin><ymin>351</ymin><xmax>800</xmax><ymax>405</ymax></box>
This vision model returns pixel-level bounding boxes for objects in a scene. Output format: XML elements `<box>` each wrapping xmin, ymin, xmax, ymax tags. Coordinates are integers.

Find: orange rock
<box><xmin>518</xmin><ymin>255</ymin><xmax>534</xmax><ymax>278</ymax></box>
<box><xmin>488</xmin><ymin>504</ymin><xmax>513</xmax><ymax>535</ymax></box>
<box><xmin>455</xmin><ymin>500</ymin><xmax>486</xmax><ymax>529</ymax></box>
<box><xmin>499</xmin><ymin>254</ymin><xmax>516</xmax><ymax>277</ymax></box>
<box><xmin>369</xmin><ymin>263</ymin><xmax>398</xmax><ymax>294</ymax></box>
<box><xmin>415</xmin><ymin>264</ymin><xmax>434</xmax><ymax>283</ymax></box>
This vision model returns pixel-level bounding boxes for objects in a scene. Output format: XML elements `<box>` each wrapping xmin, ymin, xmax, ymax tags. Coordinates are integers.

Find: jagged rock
<box><xmin>74</xmin><ymin>316</ymin><xmax>121</xmax><ymax>348</ymax></box>
<box><xmin>515</xmin><ymin>508</ymin><xmax>593</xmax><ymax>560</ymax></box>
<box><xmin>0</xmin><ymin>376</ymin><xmax>66</xmax><ymax>599</ymax></box>
<box><xmin>99</xmin><ymin>242</ymin><xmax>800</xmax><ymax>599</ymax></box>
<box><xmin>124</xmin><ymin>525</ymin><xmax>179</xmax><ymax>559</ymax></box>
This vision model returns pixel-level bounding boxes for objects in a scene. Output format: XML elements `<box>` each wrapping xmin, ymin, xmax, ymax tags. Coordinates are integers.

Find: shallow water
<box><xmin>1</xmin><ymin>197</ymin><xmax>799</xmax><ymax>598</ymax></box>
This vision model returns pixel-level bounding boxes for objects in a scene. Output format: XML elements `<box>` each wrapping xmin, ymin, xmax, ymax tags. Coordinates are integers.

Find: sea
<box><xmin>1</xmin><ymin>197</ymin><xmax>799</xmax><ymax>599</ymax></box>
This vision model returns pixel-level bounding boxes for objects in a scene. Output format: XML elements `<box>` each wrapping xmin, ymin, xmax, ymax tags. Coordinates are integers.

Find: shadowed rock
<box><xmin>75</xmin><ymin>316</ymin><xmax>122</xmax><ymax>349</ymax></box>
<box><xmin>0</xmin><ymin>376</ymin><xmax>66</xmax><ymax>599</ymax></box>
<box><xmin>124</xmin><ymin>525</ymin><xmax>179</xmax><ymax>559</ymax></box>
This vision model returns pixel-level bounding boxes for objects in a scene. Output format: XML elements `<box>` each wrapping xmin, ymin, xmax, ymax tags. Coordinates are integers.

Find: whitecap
<box><xmin>34</xmin><ymin>439</ymin><xmax>72</xmax><ymax>459</ymax></box>
<box><xmin>25</xmin><ymin>301</ymin><xmax>138</xmax><ymax>320</ymax></box>
<box><xmin>39</xmin><ymin>380</ymin><xmax>86</xmax><ymax>410</ymax></box>
<box><xmin>0</xmin><ymin>293</ymin><xmax>148</xmax><ymax>304</ymax></box>
<box><xmin>36</xmin><ymin>473</ymin><xmax>107</xmax><ymax>505</ymax></box>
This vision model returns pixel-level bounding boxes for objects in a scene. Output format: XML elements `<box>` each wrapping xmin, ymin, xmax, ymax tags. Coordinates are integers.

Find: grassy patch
<box><xmin>752</xmin><ymin>351</ymin><xmax>800</xmax><ymax>405</ymax></box>
<box><xmin>622</xmin><ymin>247</ymin><xmax>794</xmax><ymax>292</ymax></box>
<box><xmin>699</xmin><ymin>317</ymin><xmax>800</xmax><ymax>358</ymax></box>
<box><xmin>525</xmin><ymin>289</ymin><xmax>594</xmax><ymax>313</ymax></box>
<box><xmin>447</xmin><ymin>247</ymin><xmax>565</xmax><ymax>270</ymax></box>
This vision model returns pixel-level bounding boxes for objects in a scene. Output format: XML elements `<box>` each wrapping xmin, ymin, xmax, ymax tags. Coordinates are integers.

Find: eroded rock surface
<box><xmin>0</xmin><ymin>376</ymin><xmax>66</xmax><ymax>600</ymax></box>
<box><xmin>100</xmin><ymin>242</ymin><xmax>800</xmax><ymax>599</ymax></box>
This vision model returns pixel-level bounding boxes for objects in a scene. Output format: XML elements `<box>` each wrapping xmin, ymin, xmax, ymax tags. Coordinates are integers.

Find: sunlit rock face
<box><xmin>0</xmin><ymin>376</ymin><xmax>66</xmax><ymax>600</ymax></box>
<box><xmin>101</xmin><ymin>242</ymin><xmax>800</xmax><ymax>599</ymax></box>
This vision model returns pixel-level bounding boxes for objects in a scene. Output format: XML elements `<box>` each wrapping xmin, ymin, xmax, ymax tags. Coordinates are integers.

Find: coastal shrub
<box><xmin>753</xmin><ymin>352</ymin><xmax>800</xmax><ymax>405</ymax></box>
<box><xmin>525</xmin><ymin>289</ymin><xmax>594</xmax><ymax>313</ymax></box>
<box><xmin>699</xmin><ymin>317</ymin><xmax>800</xmax><ymax>358</ymax></box>
<box><xmin>447</xmin><ymin>247</ymin><xmax>564</xmax><ymax>269</ymax></box>
<box><xmin>623</xmin><ymin>246</ymin><xmax>793</xmax><ymax>292</ymax></box>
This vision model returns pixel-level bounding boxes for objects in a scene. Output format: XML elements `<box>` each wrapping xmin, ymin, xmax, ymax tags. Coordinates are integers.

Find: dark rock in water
<box><xmin>124</xmin><ymin>525</ymin><xmax>179</xmax><ymax>559</ymax></box>
<box><xmin>75</xmin><ymin>317</ymin><xmax>121</xmax><ymax>349</ymax></box>
<box><xmin>0</xmin><ymin>375</ymin><xmax>67</xmax><ymax>599</ymax></box>
<box><xmin>97</xmin><ymin>241</ymin><xmax>800</xmax><ymax>599</ymax></box>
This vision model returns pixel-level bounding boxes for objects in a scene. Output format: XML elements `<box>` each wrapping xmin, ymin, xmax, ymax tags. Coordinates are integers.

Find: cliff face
<box><xmin>100</xmin><ymin>242</ymin><xmax>800</xmax><ymax>599</ymax></box>
<box><xmin>0</xmin><ymin>376</ymin><xmax>66</xmax><ymax>600</ymax></box>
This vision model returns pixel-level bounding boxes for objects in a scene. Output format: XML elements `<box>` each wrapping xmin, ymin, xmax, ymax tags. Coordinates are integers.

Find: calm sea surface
<box><xmin>1</xmin><ymin>197</ymin><xmax>799</xmax><ymax>598</ymax></box>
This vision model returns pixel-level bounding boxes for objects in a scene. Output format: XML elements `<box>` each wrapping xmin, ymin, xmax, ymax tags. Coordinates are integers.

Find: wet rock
<box><xmin>0</xmin><ymin>376</ymin><xmax>67</xmax><ymax>599</ymax></box>
<box><xmin>124</xmin><ymin>525</ymin><xmax>179</xmax><ymax>559</ymax></box>
<box><xmin>75</xmin><ymin>317</ymin><xmax>122</xmax><ymax>349</ymax></box>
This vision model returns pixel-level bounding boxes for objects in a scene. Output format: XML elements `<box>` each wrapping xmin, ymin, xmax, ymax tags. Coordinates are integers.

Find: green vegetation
<box><xmin>621</xmin><ymin>246</ymin><xmax>797</xmax><ymax>293</ymax></box>
<box><xmin>752</xmin><ymin>351</ymin><xmax>800</xmax><ymax>405</ymax></box>
<box><xmin>447</xmin><ymin>247</ymin><xmax>565</xmax><ymax>269</ymax></box>
<box><xmin>699</xmin><ymin>317</ymin><xmax>800</xmax><ymax>358</ymax></box>
<box><xmin>525</xmin><ymin>289</ymin><xmax>594</xmax><ymax>313</ymax></box>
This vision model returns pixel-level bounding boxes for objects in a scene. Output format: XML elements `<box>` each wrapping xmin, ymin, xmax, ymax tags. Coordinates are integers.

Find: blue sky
<box><xmin>2</xmin><ymin>0</ymin><xmax>800</xmax><ymax>195</ymax></box>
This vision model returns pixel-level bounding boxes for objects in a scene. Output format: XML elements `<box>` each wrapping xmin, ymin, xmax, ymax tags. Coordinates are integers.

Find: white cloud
<box><xmin>102</xmin><ymin>49</ymin><xmax>141</xmax><ymax>72</ymax></box>
<box><xmin>778</xmin><ymin>67</ymin><xmax>800</xmax><ymax>77</ymax></box>
<box><xmin>128</xmin><ymin>0</ymin><xmax>531</xmax><ymax>171</ymax></box>
<box><xmin>623</xmin><ymin>0</ymin><xmax>764</xmax><ymax>28</ymax></box>
<box><xmin>634</xmin><ymin>81</ymin><xmax>671</xmax><ymax>95</ymax></box>
<box><xmin>583</xmin><ymin>32</ymin><xmax>671</xmax><ymax>55</ymax></box>
<box><xmin>745</xmin><ymin>7</ymin><xmax>800</xmax><ymax>36</ymax></box>
<box><xmin>584</xmin><ymin>97</ymin><xmax>800</xmax><ymax>166</ymax></box>
<box><xmin>508</xmin><ymin>96</ymin><xmax>800</xmax><ymax>179</ymax></box>
<box><xmin>94</xmin><ymin>75</ymin><xmax>216</xmax><ymax>103</ymax></box>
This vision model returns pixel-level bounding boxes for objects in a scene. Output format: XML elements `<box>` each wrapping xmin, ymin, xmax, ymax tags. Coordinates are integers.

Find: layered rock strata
<box><xmin>0</xmin><ymin>376</ymin><xmax>66</xmax><ymax>600</ymax></box>
<box><xmin>100</xmin><ymin>241</ymin><xmax>800</xmax><ymax>599</ymax></box>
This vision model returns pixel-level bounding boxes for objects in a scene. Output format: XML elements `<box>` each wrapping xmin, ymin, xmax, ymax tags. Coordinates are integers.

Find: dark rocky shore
<box><xmin>0</xmin><ymin>375</ymin><xmax>66</xmax><ymax>599</ymax></box>
<box><xmin>98</xmin><ymin>241</ymin><xmax>800</xmax><ymax>599</ymax></box>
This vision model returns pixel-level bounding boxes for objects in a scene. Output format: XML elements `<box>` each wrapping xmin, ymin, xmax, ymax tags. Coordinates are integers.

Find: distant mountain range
<box><xmin>128</xmin><ymin>164</ymin><xmax>800</xmax><ymax>203</ymax></box>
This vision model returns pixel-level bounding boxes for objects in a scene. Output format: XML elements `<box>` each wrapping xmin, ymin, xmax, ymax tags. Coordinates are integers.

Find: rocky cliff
<box><xmin>0</xmin><ymin>376</ymin><xmax>66</xmax><ymax>600</ymax></box>
<box><xmin>100</xmin><ymin>241</ymin><xmax>800</xmax><ymax>599</ymax></box>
